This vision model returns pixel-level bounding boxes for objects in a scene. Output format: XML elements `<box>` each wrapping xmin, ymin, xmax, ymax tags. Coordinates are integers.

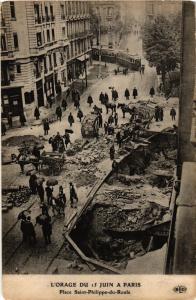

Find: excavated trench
<box><xmin>70</xmin><ymin>132</ymin><xmax>177</xmax><ymax>271</ymax></box>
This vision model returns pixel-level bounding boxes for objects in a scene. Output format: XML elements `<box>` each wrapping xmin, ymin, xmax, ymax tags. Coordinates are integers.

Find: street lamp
<box><xmin>98</xmin><ymin>10</ymin><xmax>102</xmax><ymax>78</ymax></box>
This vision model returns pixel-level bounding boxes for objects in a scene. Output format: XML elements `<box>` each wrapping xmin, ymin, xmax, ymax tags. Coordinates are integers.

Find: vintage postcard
<box><xmin>1</xmin><ymin>0</ymin><xmax>195</xmax><ymax>299</ymax></box>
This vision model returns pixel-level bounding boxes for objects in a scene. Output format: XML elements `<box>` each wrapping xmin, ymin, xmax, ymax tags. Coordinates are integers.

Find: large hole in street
<box><xmin>70</xmin><ymin>132</ymin><xmax>176</xmax><ymax>271</ymax></box>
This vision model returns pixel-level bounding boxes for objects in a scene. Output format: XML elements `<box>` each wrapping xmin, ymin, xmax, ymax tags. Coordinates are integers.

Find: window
<box><xmin>52</xmin><ymin>28</ymin><xmax>55</xmax><ymax>41</ymax></box>
<box><xmin>60</xmin><ymin>4</ymin><xmax>65</xmax><ymax>19</ymax></box>
<box><xmin>1</xmin><ymin>34</ymin><xmax>7</xmax><ymax>51</ymax></box>
<box><xmin>34</xmin><ymin>4</ymin><xmax>40</xmax><ymax>23</ymax></box>
<box><xmin>43</xmin><ymin>31</ymin><xmax>45</xmax><ymax>43</ymax></box>
<box><xmin>50</xmin><ymin>5</ymin><xmax>53</xmax><ymax>17</ymax></box>
<box><xmin>13</xmin><ymin>33</ymin><xmax>19</xmax><ymax>49</ymax></box>
<box><xmin>10</xmin><ymin>1</ymin><xmax>16</xmax><ymax>19</ymax></box>
<box><xmin>48</xmin><ymin>54</ymin><xmax>52</xmax><ymax>69</ymax></box>
<box><xmin>45</xmin><ymin>6</ymin><xmax>49</xmax><ymax>21</ymax></box>
<box><xmin>36</xmin><ymin>32</ymin><xmax>42</xmax><ymax>46</ymax></box>
<box><xmin>16</xmin><ymin>64</ymin><xmax>21</xmax><ymax>73</ymax></box>
<box><xmin>44</xmin><ymin>56</ymin><xmax>47</xmax><ymax>71</ymax></box>
<box><xmin>53</xmin><ymin>53</ymin><xmax>57</xmax><ymax>67</ymax></box>
<box><xmin>62</xmin><ymin>27</ymin><xmax>66</xmax><ymax>38</ymax></box>
<box><xmin>47</xmin><ymin>30</ymin><xmax>50</xmax><ymax>42</ymax></box>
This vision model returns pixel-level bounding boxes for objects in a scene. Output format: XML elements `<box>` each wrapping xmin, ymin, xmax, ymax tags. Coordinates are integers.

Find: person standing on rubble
<box><xmin>104</xmin><ymin>121</ymin><xmax>108</xmax><ymax>134</ymax></box>
<box><xmin>114</xmin><ymin>112</ymin><xmax>118</xmax><ymax>126</ymax></box>
<box><xmin>69</xmin><ymin>182</ymin><xmax>78</xmax><ymax>208</ymax></box>
<box><xmin>116</xmin><ymin>131</ymin><xmax>122</xmax><ymax>148</ymax></box>
<box><xmin>109</xmin><ymin>144</ymin><xmax>115</xmax><ymax>160</ymax></box>
<box><xmin>68</xmin><ymin>113</ymin><xmax>74</xmax><ymax>127</ymax></box>
<box><xmin>63</xmin><ymin>131</ymin><xmax>71</xmax><ymax>148</ymax></box>
<box><xmin>98</xmin><ymin>112</ymin><xmax>103</xmax><ymax>128</ymax></box>
<box><xmin>112</xmin><ymin>160</ymin><xmax>119</xmax><ymax>178</ymax></box>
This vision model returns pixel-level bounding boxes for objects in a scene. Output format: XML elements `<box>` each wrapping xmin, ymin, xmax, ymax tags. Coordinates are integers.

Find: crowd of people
<box><xmin>22</xmin><ymin>174</ymin><xmax>79</xmax><ymax>246</ymax></box>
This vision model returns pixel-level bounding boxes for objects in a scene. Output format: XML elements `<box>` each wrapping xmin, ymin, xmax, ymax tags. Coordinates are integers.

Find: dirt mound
<box><xmin>2</xmin><ymin>135</ymin><xmax>41</xmax><ymax>147</ymax></box>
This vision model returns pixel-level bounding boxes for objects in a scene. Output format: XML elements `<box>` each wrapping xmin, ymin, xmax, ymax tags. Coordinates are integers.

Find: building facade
<box><xmin>90</xmin><ymin>1</ymin><xmax>121</xmax><ymax>48</ymax></box>
<box><xmin>145</xmin><ymin>1</ymin><xmax>182</xmax><ymax>21</ymax></box>
<box><xmin>1</xmin><ymin>1</ymin><xmax>92</xmax><ymax>120</ymax></box>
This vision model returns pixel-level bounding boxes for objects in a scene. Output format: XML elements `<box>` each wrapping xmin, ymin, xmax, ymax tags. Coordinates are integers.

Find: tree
<box><xmin>142</xmin><ymin>15</ymin><xmax>181</xmax><ymax>88</ymax></box>
<box><xmin>89</xmin><ymin>7</ymin><xmax>100</xmax><ymax>46</ymax></box>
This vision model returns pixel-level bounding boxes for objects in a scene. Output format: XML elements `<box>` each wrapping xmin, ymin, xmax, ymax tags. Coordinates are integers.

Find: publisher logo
<box><xmin>173</xmin><ymin>285</ymin><xmax>187</xmax><ymax>294</ymax></box>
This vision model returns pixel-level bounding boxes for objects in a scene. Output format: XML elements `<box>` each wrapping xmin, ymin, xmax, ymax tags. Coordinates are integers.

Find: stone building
<box><xmin>145</xmin><ymin>1</ymin><xmax>182</xmax><ymax>21</ymax></box>
<box><xmin>1</xmin><ymin>1</ymin><xmax>92</xmax><ymax>120</ymax></box>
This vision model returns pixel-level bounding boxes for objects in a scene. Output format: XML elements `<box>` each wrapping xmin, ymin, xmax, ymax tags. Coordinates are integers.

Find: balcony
<box><xmin>1</xmin><ymin>79</ymin><xmax>10</xmax><ymax>86</ymax></box>
<box><xmin>35</xmin><ymin>16</ymin><xmax>42</xmax><ymax>24</ymax></box>
<box><xmin>35</xmin><ymin>71</ymin><xmax>41</xmax><ymax>79</ymax></box>
<box><xmin>45</xmin><ymin>15</ymin><xmax>50</xmax><ymax>22</ymax></box>
<box><xmin>1</xmin><ymin>18</ymin><xmax>6</xmax><ymax>27</ymax></box>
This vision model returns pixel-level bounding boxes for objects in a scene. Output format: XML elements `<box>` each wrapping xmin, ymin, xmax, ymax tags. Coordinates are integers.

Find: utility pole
<box><xmin>84</xmin><ymin>53</ymin><xmax>87</xmax><ymax>88</ymax></box>
<box><xmin>98</xmin><ymin>10</ymin><xmax>102</xmax><ymax>78</ymax></box>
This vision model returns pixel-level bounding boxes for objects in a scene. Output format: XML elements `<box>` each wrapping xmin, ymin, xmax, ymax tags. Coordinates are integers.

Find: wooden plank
<box><xmin>65</xmin><ymin>234</ymin><xmax>121</xmax><ymax>274</ymax></box>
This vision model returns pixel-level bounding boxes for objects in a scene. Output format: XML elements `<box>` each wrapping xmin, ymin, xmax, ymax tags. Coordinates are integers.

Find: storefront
<box><xmin>44</xmin><ymin>74</ymin><xmax>54</xmax><ymax>102</ymax></box>
<box><xmin>1</xmin><ymin>87</ymin><xmax>23</xmax><ymax>117</ymax></box>
<box><xmin>36</xmin><ymin>79</ymin><xmax>44</xmax><ymax>107</ymax></box>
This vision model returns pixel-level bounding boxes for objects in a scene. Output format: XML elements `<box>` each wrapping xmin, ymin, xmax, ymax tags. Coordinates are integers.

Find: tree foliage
<box><xmin>142</xmin><ymin>14</ymin><xmax>181</xmax><ymax>84</ymax></box>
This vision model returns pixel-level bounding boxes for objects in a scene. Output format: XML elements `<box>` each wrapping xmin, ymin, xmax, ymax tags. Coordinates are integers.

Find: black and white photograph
<box><xmin>1</xmin><ymin>0</ymin><xmax>195</xmax><ymax>286</ymax></box>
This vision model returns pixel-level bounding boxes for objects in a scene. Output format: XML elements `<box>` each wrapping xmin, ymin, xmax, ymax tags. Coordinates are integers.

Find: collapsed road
<box><xmin>63</xmin><ymin>127</ymin><xmax>177</xmax><ymax>274</ymax></box>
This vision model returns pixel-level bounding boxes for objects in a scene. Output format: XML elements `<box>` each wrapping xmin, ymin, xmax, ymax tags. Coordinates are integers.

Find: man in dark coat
<box><xmin>132</xmin><ymin>87</ymin><xmax>138</xmax><ymax>99</ymax></box>
<box><xmin>7</xmin><ymin>112</ymin><xmax>13</xmax><ymax>128</ymax></box>
<box><xmin>104</xmin><ymin>93</ymin><xmax>109</xmax><ymax>104</ymax></box>
<box><xmin>63</xmin><ymin>131</ymin><xmax>71</xmax><ymax>148</ymax></box>
<box><xmin>43</xmin><ymin>119</ymin><xmax>50</xmax><ymax>135</ymax></box>
<box><xmin>159</xmin><ymin>107</ymin><xmax>164</xmax><ymax>121</ymax></box>
<box><xmin>87</xmin><ymin>95</ymin><xmax>93</xmax><ymax>107</ymax></box>
<box><xmin>108</xmin><ymin>114</ymin><xmax>114</xmax><ymax>125</ymax></box>
<box><xmin>61</xmin><ymin>98</ymin><xmax>67</xmax><ymax>111</ymax></box>
<box><xmin>26</xmin><ymin>216</ymin><xmax>36</xmax><ymax>245</ymax></box>
<box><xmin>104</xmin><ymin>121</ymin><xmax>108</xmax><ymax>134</ymax></box>
<box><xmin>77</xmin><ymin>109</ymin><xmax>83</xmax><ymax>122</ymax></box>
<box><xmin>1</xmin><ymin>122</ymin><xmax>6</xmax><ymax>136</ymax></box>
<box><xmin>114</xmin><ymin>112</ymin><xmax>118</xmax><ymax>126</ymax></box>
<box><xmin>98</xmin><ymin>113</ymin><xmax>103</xmax><ymax>128</ymax></box>
<box><xmin>74</xmin><ymin>98</ymin><xmax>80</xmax><ymax>109</ymax></box>
<box><xmin>19</xmin><ymin>113</ymin><xmax>26</xmax><ymax>127</ymax></box>
<box><xmin>37</xmin><ymin>182</ymin><xmax>45</xmax><ymax>202</ymax></box>
<box><xmin>150</xmin><ymin>86</ymin><xmax>155</xmax><ymax>97</ymax></box>
<box><xmin>155</xmin><ymin>106</ymin><xmax>160</xmax><ymax>122</ymax></box>
<box><xmin>116</xmin><ymin>131</ymin><xmax>122</xmax><ymax>148</ymax></box>
<box><xmin>68</xmin><ymin>113</ymin><xmax>74</xmax><ymax>127</ymax></box>
<box><xmin>112</xmin><ymin>160</ymin><xmax>119</xmax><ymax>177</ymax></box>
<box><xmin>56</xmin><ymin>106</ymin><xmax>62</xmax><ymax>121</ymax></box>
<box><xmin>29</xmin><ymin>174</ymin><xmax>37</xmax><ymax>194</ymax></box>
<box><xmin>41</xmin><ymin>213</ymin><xmax>52</xmax><ymax>245</ymax></box>
<box><xmin>45</xmin><ymin>186</ymin><xmax>53</xmax><ymax>205</ymax></box>
<box><xmin>69</xmin><ymin>182</ymin><xmax>78</xmax><ymax>208</ymax></box>
<box><xmin>125</xmin><ymin>88</ymin><xmax>130</xmax><ymax>100</ymax></box>
<box><xmin>170</xmin><ymin>107</ymin><xmax>176</xmax><ymax>121</ymax></box>
<box><xmin>99</xmin><ymin>92</ymin><xmax>105</xmax><ymax>104</ymax></box>
<box><xmin>20</xmin><ymin>217</ymin><xmax>28</xmax><ymax>242</ymax></box>
<box><xmin>109</xmin><ymin>144</ymin><xmax>115</xmax><ymax>160</ymax></box>
<box><xmin>34</xmin><ymin>107</ymin><xmax>40</xmax><ymax>120</ymax></box>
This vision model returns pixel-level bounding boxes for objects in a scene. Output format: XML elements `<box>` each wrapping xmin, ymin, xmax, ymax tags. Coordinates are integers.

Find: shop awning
<box><xmin>77</xmin><ymin>54</ymin><xmax>89</xmax><ymax>62</ymax></box>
